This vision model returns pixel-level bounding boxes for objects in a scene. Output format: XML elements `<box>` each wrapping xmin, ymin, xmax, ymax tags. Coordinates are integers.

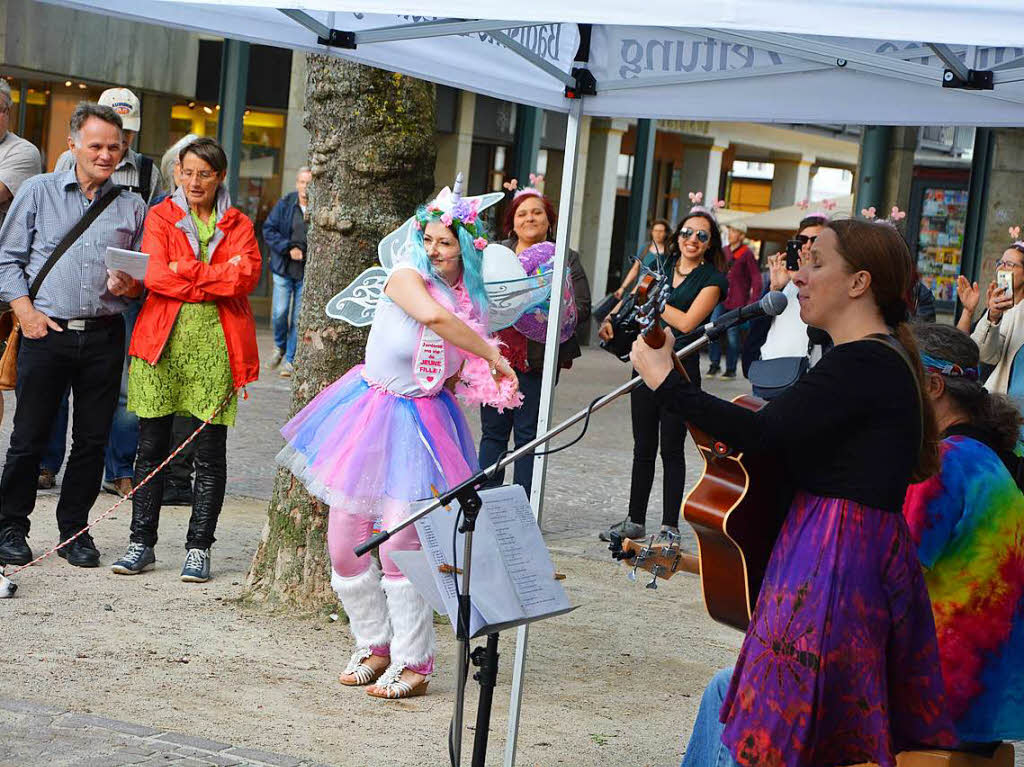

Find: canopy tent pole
<box><xmin>854</xmin><ymin>126</ymin><xmax>891</xmax><ymax>214</ymax></box>
<box><xmin>503</xmin><ymin>94</ymin><xmax>585</xmax><ymax>767</ymax></box>
<box><xmin>624</xmin><ymin>118</ymin><xmax>656</xmax><ymax>278</ymax></box>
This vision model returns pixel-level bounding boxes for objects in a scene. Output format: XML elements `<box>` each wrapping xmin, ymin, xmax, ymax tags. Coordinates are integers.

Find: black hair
<box><xmin>668</xmin><ymin>210</ymin><xmax>725</xmax><ymax>273</ymax></box>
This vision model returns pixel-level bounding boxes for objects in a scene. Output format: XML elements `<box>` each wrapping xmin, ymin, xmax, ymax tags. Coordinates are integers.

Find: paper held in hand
<box><xmin>104</xmin><ymin>247</ymin><xmax>150</xmax><ymax>281</ymax></box>
<box><xmin>391</xmin><ymin>485</ymin><xmax>575</xmax><ymax>638</ymax></box>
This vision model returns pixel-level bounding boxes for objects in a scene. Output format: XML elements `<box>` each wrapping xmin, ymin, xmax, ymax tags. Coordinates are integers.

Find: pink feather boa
<box><xmin>425</xmin><ymin>280</ymin><xmax>523</xmax><ymax>413</ymax></box>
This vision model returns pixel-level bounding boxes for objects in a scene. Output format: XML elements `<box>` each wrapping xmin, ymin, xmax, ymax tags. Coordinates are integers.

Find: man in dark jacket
<box><xmin>262</xmin><ymin>167</ymin><xmax>311</xmax><ymax>377</ymax></box>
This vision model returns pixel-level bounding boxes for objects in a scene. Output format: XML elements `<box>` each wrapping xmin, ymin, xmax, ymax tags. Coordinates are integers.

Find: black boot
<box><xmin>0</xmin><ymin>527</ymin><xmax>32</xmax><ymax>566</ymax></box>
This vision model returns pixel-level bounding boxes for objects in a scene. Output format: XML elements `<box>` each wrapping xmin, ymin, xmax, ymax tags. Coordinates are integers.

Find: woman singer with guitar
<box><xmin>631</xmin><ymin>218</ymin><xmax>954</xmax><ymax>767</ymax></box>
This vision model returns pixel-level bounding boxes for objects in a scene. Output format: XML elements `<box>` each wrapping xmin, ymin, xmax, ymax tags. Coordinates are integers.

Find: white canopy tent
<box><xmin>40</xmin><ymin>1</ymin><xmax>1024</xmax><ymax>764</ymax></box>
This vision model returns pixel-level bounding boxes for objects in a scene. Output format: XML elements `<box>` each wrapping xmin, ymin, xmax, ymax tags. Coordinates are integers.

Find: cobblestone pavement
<box><xmin>0</xmin><ymin>698</ymin><xmax>327</xmax><ymax>767</ymax></box>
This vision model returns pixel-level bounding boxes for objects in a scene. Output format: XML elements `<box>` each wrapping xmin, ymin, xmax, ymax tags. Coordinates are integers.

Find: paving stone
<box><xmin>223</xmin><ymin>747</ymin><xmax>302</xmax><ymax>767</ymax></box>
<box><xmin>62</xmin><ymin>713</ymin><xmax>162</xmax><ymax>737</ymax></box>
<box><xmin>173</xmin><ymin>746</ymin><xmax>243</xmax><ymax>766</ymax></box>
<box><xmin>0</xmin><ymin>698</ymin><xmax>65</xmax><ymax>715</ymax></box>
<box><xmin>153</xmin><ymin>733</ymin><xmax>233</xmax><ymax>753</ymax></box>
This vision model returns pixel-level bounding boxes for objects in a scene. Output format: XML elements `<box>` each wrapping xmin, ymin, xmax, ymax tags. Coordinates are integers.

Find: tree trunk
<box><xmin>244</xmin><ymin>57</ymin><xmax>436</xmax><ymax>612</ymax></box>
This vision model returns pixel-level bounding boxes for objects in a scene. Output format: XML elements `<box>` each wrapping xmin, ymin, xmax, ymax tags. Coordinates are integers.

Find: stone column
<box><xmin>282</xmin><ymin>52</ymin><xmax>310</xmax><ymax>185</ymax></box>
<box><xmin>434</xmin><ymin>90</ymin><xmax>474</xmax><ymax>189</ymax></box>
<box><xmin>578</xmin><ymin>117</ymin><xmax>627</xmax><ymax>305</ymax></box>
<box><xmin>883</xmin><ymin>127</ymin><xmax>918</xmax><ymax>215</ymax></box>
<box><xmin>771</xmin><ymin>156</ymin><xmax>814</xmax><ymax>207</ymax></box>
<box><xmin>976</xmin><ymin>128</ymin><xmax>1024</xmax><ymax>290</ymax></box>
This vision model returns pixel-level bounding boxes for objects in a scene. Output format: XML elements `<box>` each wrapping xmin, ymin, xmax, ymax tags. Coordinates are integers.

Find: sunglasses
<box><xmin>679</xmin><ymin>227</ymin><xmax>711</xmax><ymax>244</ymax></box>
<box><xmin>795</xmin><ymin>234</ymin><xmax>818</xmax><ymax>245</ymax></box>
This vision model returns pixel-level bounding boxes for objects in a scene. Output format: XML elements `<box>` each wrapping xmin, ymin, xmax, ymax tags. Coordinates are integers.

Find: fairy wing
<box><xmin>325</xmin><ymin>266</ymin><xmax>388</xmax><ymax>327</ymax></box>
<box><xmin>485</xmin><ymin>270</ymin><xmax>556</xmax><ymax>332</ymax></box>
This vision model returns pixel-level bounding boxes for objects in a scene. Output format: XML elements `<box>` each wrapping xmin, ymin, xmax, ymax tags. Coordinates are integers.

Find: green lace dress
<box><xmin>128</xmin><ymin>210</ymin><xmax>238</xmax><ymax>427</ymax></box>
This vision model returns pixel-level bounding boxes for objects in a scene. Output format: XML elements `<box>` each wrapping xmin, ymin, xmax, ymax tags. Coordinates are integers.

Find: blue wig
<box><xmin>407</xmin><ymin>210</ymin><xmax>490</xmax><ymax>318</ymax></box>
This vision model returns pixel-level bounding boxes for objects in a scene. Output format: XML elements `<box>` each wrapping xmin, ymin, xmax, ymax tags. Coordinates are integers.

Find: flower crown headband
<box><xmin>414</xmin><ymin>173</ymin><xmax>488</xmax><ymax>251</ymax></box>
<box><xmin>686</xmin><ymin>191</ymin><xmax>725</xmax><ymax>220</ymax></box>
<box><xmin>501</xmin><ymin>172</ymin><xmax>545</xmax><ymax>200</ymax></box>
<box><xmin>796</xmin><ymin>198</ymin><xmax>837</xmax><ymax>221</ymax></box>
<box><xmin>1006</xmin><ymin>226</ymin><xmax>1024</xmax><ymax>252</ymax></box>
<box><xmin>861</xmin><ymin>205</ymin><xmax>907</xmax><ymax>227</ymax></box>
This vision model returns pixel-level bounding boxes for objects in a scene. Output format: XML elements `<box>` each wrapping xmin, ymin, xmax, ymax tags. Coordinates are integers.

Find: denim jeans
<box><xmin>708</xmin><ymin>305</ymin><xmax>742</xmax><ymax>374</ymax></box>
<box><xmin>40</xmin><ymin>304</ymin><xmax>140</xmax><ymax>482</ymax></box>
<box><xmin>681</xmin><ymin>668</ymin><xmax>738</xmax><ymax>767</ymax></box>
<box><xmin>272</xmin><ymin>273</ymin><xmax>303</xmax><ymax>363</ymax></box>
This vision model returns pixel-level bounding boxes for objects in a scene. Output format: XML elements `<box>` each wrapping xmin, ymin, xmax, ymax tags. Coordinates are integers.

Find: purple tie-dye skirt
<box><xmin>277</xmin><ymin>364</ymin><xmax>479</xmax><ymax>518</ymax></box>
<box><xmin>720</xmin><ymin>491</ymin><xmax>955</xmax><ymax>767</ymax></box>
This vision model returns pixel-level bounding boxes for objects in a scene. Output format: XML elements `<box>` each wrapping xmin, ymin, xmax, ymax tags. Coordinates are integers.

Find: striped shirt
<box><xmin>0</xmin><ymin>168</ymin><xmax>146</xmax><ymax>319</ymax></box>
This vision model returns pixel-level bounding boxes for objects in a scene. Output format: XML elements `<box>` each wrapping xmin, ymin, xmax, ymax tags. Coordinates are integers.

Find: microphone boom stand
<box><xmin>353</xmin><ymin>332</ymin><xmax>715</xmax><ymax>767</ymax></box>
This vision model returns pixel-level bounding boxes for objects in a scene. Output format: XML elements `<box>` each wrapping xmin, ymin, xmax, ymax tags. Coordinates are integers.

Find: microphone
<box><xmin>704</xmin><ymin>291</ymin><xmax>788</xmax><ymax>340</ymax></box>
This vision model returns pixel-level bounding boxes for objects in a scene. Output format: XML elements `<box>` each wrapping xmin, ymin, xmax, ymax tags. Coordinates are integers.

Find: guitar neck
<box><xmin>643</xmin><ymin>322</ymin><xmax>688</xmax><ymax>379</ymax></box>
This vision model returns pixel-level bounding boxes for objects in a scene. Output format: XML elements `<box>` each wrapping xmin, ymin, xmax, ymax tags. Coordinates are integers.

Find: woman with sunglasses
<box><xmin>637</xmin><ymin>218</ymin><xmax>953</xmax><ymax>767</ymax></box>
<box><xmin>755</xmin><ymin>215</ymin><xmax>831</xmax><ymax>368</ymax></box>
<box><xmin>957</xmin><ymin>242</ymin><xmax>1024</xmax><ymax>400</ymax></box>
<box><xmin>597</xmin><ymin>206</ymin><xmax>727</xmax><ymax>542</ymax></box>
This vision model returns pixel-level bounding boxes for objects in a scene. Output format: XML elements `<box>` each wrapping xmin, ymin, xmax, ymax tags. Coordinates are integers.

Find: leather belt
<box><xmin>53</xmin><ymin>315</ymin><xmax>121</xmax><ymax>331</ymax></box>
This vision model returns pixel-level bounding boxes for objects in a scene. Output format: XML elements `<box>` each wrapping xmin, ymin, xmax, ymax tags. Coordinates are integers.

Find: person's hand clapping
<box><xmin>629</xmin><ymin>329</ymin><xmax>675</xmax><ymax>391</ymax></box>
<box><xmin>956</xmin><ymin>275</ymin><xmax>980</xmax><ymax>315</ymax></box>
<box><xmin>987</xmin><ymin>280</ymin><xmax>1014</xmax><ymax>323</ymax></box>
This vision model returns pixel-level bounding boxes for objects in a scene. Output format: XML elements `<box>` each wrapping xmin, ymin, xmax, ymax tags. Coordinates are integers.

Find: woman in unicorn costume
<box><xmin>278</xmin><ymin>177</ymin><xmax>522</xmax><ymax>699</ymax></box>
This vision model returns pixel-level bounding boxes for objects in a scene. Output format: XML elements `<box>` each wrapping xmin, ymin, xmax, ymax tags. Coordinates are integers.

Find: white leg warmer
<box><xmin>382</xmin><ymin>576</ymin><xmax>436</xmax><ymax>670</ymax></box>
<box><xmin>331</xmin><ymin>560</ymin><xmax>392</xmax><ymax>650</ymax></box>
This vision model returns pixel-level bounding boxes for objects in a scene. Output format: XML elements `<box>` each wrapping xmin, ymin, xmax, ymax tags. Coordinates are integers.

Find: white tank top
<box><xmin>361</xmin><ymin>266</ymin><xmax>466</xmax><ymax>397</ymax></box>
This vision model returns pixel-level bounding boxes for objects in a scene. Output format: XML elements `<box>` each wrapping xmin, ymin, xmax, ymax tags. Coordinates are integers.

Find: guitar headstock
<box><xmin>632</xmin><ymin>272</ymin><xmax>670</xmax><ymax>345</ymax></box>
<box><xmin>608</xmin><ymin>529</ymin><xmax>698</xmax><ymax>590</ymax></box>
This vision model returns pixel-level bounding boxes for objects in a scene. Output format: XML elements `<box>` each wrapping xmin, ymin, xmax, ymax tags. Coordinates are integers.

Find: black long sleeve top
<box><xmin>653</xmin><ymin>339</ymin><xmax>921</xmax><ymax>512</ymax></box>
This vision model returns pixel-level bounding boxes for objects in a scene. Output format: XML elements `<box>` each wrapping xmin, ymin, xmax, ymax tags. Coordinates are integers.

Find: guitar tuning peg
<box><xmin>627</xmin><ymin>569</ymin><xmax>637</xmax><ymax>583</ymax></box>
<box><xmin>646</xmin><ymin>573</ymin><xmax>658</xmax><ymax>590</ymax></box>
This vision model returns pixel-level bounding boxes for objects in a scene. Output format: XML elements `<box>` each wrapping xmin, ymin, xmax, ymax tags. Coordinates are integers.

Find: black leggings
<box><xmin>130</xmin><ymin>415</ymin><xmax>227</xmax><ymax>550</ymax></box>
<box><xmin>627</xmin><ymin>360</ymin><xmax>696</xmax><ymax>528</ymax></box>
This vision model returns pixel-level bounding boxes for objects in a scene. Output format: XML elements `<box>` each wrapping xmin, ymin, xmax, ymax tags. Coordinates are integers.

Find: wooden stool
<box><xmin>854</xmin><ymin>744</ymin><xmax>1015</xmax><ymax>767</ymax></box>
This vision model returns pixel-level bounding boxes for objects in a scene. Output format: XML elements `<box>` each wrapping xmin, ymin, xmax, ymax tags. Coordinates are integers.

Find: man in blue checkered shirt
<box><xmin>0</xmin><ymin>102</ymin><xmax>146</xmax><ymax>568</ymax></box>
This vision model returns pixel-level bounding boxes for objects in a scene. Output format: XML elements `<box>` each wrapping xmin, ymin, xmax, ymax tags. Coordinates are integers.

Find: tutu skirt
<box><xmin>278</xmin><ymin>365</ymin><xmax>479</xmax><ymax>517</ymax></box>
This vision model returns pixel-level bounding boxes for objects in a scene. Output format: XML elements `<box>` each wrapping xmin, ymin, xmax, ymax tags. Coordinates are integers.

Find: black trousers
<box><xmin>130</xmin><ymin>414</ymin><xmax>227</xmax><ymax>550</ymax></box>
<box><xmin>165</xmin><ymin>415</ymin><xmax>198</xmax><ymax>490</ymax></box>
<box><xmin>627</xmin><ymin>359</ymin><xmax>696</xmax><ymax>529</ymax></box>
<box><xmin>0</xmin><ymin>321</ymin><xmax>124</xmax><ymax>540</ymax></box>
<box><xmin>478</xmin><ymin>369</ymin><xmax>544</xmax><ymax>497</ymax></box>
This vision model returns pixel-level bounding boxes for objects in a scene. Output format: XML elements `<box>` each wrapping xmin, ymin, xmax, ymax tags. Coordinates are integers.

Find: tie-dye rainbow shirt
<box><xmin>903</xmin><ymin>434</ymin><xmax>1024</xmax><ymax>743</ymax></box>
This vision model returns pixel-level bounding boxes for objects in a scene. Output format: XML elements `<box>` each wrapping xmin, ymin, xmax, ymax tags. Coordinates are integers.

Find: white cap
<box><xmin>98</xmin><ymin>87</ymin><xmax>140</xmax><ymax>132</ymax></box>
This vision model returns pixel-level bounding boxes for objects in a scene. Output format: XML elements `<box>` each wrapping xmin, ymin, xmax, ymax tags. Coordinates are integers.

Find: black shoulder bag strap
<box><xmin>28</xmin><ymin>185</ymin><xmax>122</xmax><ymax>301</ymax></box>
<box><xmin>866</xmin><ymin>332</ymin><xmax>925</xmax><ymax>463</ymax></box>
<box><xmin>136</xmin><ymin>155</ymin><xmax>153</xmax><ymax>203</ymax></box>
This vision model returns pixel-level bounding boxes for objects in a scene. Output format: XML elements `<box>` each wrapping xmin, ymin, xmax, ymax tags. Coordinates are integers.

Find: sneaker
<box><xmin>110</xmin><ymin>542</ymin><xmax>156</xmax><ymax>575</ymax></box>
<box><xmin>0</xmin><ymin>527</ymin><xmax>32</xmax><ymax>566</ymax></box>
<box><xmin>268</xmin><ymin>347</ymin><xmax>284</xmax><ymax>369</ymax></box>
<box><xmin>721</xmin><ymin>370</ymin><xmax>737</xmax><ymax>380</ymax></box>
<box><xmin>57</xmin><ymin>532</ymin><xmax>100</xmax><ymax>568</ymax></box>
<box><xmin>37</xmin><ymin>468</ymin><xmax>56</xmax><ymax>490</ymax></box>
<box><xmin>279</xmin><ymin>361</ymin><xmax>294</xmax><ymax>378</ymax></box>
<box><xmin>706</xmin><ymin>364</ymin><xmax>720</xmax><ymax>377</ymax></box>
<box><xmin>598</xmin><ymin>519</ymin><xmax>646</xmax><ymax>542</ymax></box>
<box><xmin>180</xmin><ymin>548</ymin><xmax>211</xmax><ymax>582</ymax></box>
<box><xmin>102</xmin><ymin>477</ymin><xmax>133</xmax><ymax>498</ymax></box>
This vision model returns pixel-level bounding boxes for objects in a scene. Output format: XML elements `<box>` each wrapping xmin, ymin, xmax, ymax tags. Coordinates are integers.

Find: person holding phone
<box><xmin>959</xmin><ymin>242</ymin><xmax>1024</xmax><ymax>400</ymax></box>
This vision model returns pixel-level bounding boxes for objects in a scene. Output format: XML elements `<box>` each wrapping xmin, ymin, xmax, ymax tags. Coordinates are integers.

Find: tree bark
<box><xmin>244</xmin><ymin>57</ymin><xmax>436</xmax><ymax>612</ymax></box>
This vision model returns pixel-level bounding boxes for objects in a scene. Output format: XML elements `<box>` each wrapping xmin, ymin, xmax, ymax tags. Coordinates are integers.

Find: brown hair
<box><xmin>826</xmin><ymin>218</ymin><xmax>940</xmax><ymax>481</ymax></box>
<box><xmin>668</xmin><ymin>210</ymin><xmax>725</xmax><ymax>273</ymax></box>
<box><xmin>179</xmin><ymin>136</ymin><xmax>228</xmax><ymax>174</ymax></box>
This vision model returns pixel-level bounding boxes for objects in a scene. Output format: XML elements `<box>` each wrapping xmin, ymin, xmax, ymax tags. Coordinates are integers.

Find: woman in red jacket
<box><xmin>111</xmin><ymin>137</ymin><xmax>260</xmax><ymax>583</ymax></box>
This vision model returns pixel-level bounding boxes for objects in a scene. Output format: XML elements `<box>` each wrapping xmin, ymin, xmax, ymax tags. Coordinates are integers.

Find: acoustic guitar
<box><xmin>609</xmin><ymin>273</ymin><xmax>789</xmax><ymax>632</ymax></box>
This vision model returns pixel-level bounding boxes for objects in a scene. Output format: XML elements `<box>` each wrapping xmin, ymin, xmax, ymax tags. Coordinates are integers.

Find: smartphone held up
<box><xmin>997</xmin><ymin>269</ymin><xmax>1014</xmax><ymax>298</ymax></box>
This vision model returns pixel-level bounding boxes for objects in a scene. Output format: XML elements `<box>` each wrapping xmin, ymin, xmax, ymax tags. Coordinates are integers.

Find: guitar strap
<box><xmin>864</xmin><ymin>333</ymin><xmax>925</xmax><ymax>465</ymax></box>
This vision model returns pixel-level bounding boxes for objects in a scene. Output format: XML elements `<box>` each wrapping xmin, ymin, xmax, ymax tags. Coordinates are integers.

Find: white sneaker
<box><xmin>279</xmin><ymin>361</ymin><xmax>294</xmax><ymax>378</ymax></box>
<box><xmin>268</xmin><ymin>347</ymin><xmax>284</xmax><ymax>369</ymax></box>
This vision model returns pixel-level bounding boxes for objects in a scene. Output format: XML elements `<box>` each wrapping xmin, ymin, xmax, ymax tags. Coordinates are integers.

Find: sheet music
<box><xmin>394</xmin><ymin>486</ymin><xmax>573</xmax><ymax>638</ymax></box>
